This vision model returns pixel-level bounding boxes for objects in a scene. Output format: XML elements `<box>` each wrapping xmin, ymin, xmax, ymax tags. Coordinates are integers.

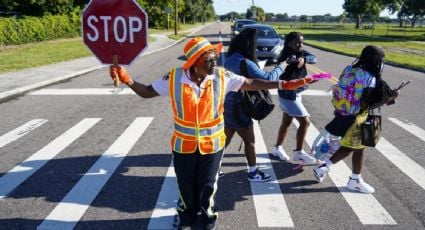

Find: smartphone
<box><xmin>396</xmin><ymin>80</ymin><xmax>412</xmax><ymax>90</ymax></box>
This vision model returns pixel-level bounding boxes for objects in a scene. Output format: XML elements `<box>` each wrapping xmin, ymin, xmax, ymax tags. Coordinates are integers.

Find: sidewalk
<box><xmin>0</xmin><ymin>25</ymin><xmax>207</xmax><ymax>102</ymax></box>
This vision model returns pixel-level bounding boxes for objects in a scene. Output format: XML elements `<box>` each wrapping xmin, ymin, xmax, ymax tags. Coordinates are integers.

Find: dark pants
<box><xmin>173</xmin><ymin>148</ymin><xmax>223</xmax><ymax>226</ymax></box>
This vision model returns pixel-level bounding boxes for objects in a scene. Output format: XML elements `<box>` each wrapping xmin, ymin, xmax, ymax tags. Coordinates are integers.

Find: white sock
<box><xmin>351</xmin><ymin>174</ymin><xmax>361</xmax><ymax>180</ymax></box>
<box><xmin>249</xmin><ymin>166</ymin><xmax>257</xmax><ymax>173</ymax></box>
<box><xmin>324</xmin><ymin>159</ymin><xmax>333</xmax><ymax>168</ymax></box>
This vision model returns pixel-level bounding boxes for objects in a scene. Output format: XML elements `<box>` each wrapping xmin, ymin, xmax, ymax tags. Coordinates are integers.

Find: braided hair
<box><xmin>353</xmin><ymin>45</ymin><xmax>385</xmax><ymax>80</ymax></box>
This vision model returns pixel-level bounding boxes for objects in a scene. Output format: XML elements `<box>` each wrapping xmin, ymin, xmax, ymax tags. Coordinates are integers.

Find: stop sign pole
<box><xmin>82</xmin><ymin>0</ymin><xmax>148</xmax><ymax>86</ymax></box>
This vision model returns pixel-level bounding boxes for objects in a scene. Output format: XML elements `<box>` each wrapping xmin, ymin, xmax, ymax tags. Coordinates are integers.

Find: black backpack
<box><xmin>238</xmin><ymin>59</ymin><xmax>274</xmax><ymax>121</ymax></box>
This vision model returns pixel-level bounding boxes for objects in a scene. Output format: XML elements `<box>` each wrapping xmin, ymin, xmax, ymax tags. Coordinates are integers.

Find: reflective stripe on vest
<box><xmin>169</xmin><ymin>67</ymin><xmax>226</xmax><ymax>154</ymax></box>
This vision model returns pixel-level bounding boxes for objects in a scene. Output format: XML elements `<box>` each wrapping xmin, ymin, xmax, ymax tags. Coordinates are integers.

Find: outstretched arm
<box><xmin>110</xmin><ymin>66</ymin><xmax>159</xmax><ymax>98</ymax></box>
<box><xmin>240</xmin><ymin>77</ymin><xmax>313</xmax><ymax>91</ymax></box>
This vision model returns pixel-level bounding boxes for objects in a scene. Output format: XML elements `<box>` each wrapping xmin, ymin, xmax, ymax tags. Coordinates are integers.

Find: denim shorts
<box><xmin>224</xmin><ymin>92</ymin><xmax>253</xmax><ymax>129</ymax></box>
<box><xmin>278</xmin><ymin>94</ymin><xmax>310</xmax><ymax>117</ymax></box>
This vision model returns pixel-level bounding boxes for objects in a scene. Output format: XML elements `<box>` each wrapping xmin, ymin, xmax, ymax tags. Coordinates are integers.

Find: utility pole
<box><xmin>251</xmin><ymin>0</ymin><xmax>256</xmax><ymax>20</ymax></box>
<box><xmin>174</xmin><ymin>0</ymin><xmax>178</xmax><ymax>35</ymax></box>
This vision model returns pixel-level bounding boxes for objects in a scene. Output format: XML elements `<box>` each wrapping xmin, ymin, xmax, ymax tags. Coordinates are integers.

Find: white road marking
<box><xmin>252</xmin><ymin>122</ymin><xmax>294</xmax><ymax>227</ymax></box>
<box><xmin>147</xmin><ymin>164</ymin><xmax>179</xmax><ymax>230</ymax></box>
<box><xmin>29</xmin><ymin>88</ymin><xmax>135</xmax><ymax>95</ymax></box>
<box><xmin>30</xmin><ymin>88</ymin><xmax>332</xmax><ymax>97</ymax></box>
<box><xmin>0</xmin><ymin>119</ymin><xmax>48</xmax><ymax>149</ymax></box>
<box><xmin>0</xmin><ymin>118</ymin><xmax>100</xmax><ymax>200</ymax></box>
<box><xmin>376</xmin><ymin>138</ymin><xmax>425</xmax><ymax>190</ymax></box>
<box><xmin>38</xmin><ymin>117</ymin><xmax>153</xmax><ymax>230</ymax></box>
<box><xmin>388</xmin><ymin>117</ymin><xmax>425</xmax><ymax>142</ymax></box>
<box><xmin>295</xmin><ymin>121</ymin><xmax>397</xmax><ymax>225</ymax></box>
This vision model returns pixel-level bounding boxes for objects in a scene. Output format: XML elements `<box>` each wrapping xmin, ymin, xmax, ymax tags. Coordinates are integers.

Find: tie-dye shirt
<box><xmin>332</xmin><ymin>65</ymin><xmax>376</xmax><ymax>115</ymax></box>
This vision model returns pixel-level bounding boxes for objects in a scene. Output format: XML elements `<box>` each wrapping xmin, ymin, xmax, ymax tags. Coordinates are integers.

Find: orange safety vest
<box><xmin>169</xmin><ymin>67</ymin><xmax>226</xmax><ymax>154</ymax></box>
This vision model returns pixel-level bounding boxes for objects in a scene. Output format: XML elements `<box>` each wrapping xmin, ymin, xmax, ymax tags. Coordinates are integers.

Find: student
<box><xmin>271</xmin><ymin>32</ymin><xmax>317</xmax><ymax>163</ymax></box>
<box><xmin>313</xmin><ymin>45</ymin><xmax>399</xmax><ymax>194</ymax></box>
<box><xmin>110</xmin><ymin>37</ymin><xmax>312</xmax><ymax>230</ymax></box>
<box><xmin>223</xmin><ymin>28</ymin><xmax>289</xmax><ymax>182</ymax></box>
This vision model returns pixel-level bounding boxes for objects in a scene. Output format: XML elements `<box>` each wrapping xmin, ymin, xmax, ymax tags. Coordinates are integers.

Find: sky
<box><xmin>213</xmin><ymin>0</ymin><xmax>394</xmax><ymax>17</ymax></box>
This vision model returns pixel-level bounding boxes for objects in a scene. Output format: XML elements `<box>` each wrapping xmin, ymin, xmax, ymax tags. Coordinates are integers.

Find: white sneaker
<box><xmin>347</xmin><ymin>177</ymin><xmax>375</xmax><ymax>194</ymax></box>
<box><xmin>313</xmin><ymin>164</ymin><xmax>330</xmax><ymax>183</ymax></box>
<box><xmin>271</xmin><ymin>146</ymin><xmax>289</xmax><ymax>161</ymax></box>
<box><xmin>292</xmin><ymin>150</ymin><xmax>316</xmax><ymax>164</ymax></box>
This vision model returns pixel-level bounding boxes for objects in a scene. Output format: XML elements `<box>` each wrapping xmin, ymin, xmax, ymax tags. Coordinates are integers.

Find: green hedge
<box><xmin>0</xmin><ymin>12</ymin><xmax>81</xmax><ymax>45</ymax></box>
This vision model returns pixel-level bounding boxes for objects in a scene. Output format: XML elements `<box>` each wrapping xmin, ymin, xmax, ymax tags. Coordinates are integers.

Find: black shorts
<box><xmin>325</xmin><ymin>112</ymin><xmax>356</xmax><ymax>137</ymax></box>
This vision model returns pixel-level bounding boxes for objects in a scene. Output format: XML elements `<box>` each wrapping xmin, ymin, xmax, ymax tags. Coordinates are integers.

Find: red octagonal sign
<box><xmin>82</xmin><ymin>0</ymin><xmax>148</xmax><ymax>65</ymax></box>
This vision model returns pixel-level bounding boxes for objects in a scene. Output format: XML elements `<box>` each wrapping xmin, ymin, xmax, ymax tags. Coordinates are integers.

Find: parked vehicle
<box><xmin>240</xmin><ymin>24</ymin><xmax>284</xmax><ymax>63</ymax></box>
<box><xmin>231</xmin><ymin>19</ymin><xmax>256</xmax><ymax>38</ymax></box>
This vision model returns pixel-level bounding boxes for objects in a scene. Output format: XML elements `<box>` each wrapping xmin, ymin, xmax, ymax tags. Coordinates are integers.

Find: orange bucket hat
<box><xmin>183</xmin><ymin>37</ymin><xmax>223</xmax><ymax>70</ymax></box>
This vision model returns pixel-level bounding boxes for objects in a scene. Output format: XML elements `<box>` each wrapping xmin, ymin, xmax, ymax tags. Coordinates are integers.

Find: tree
<box><xmin>138</xmin><ymin>0</ymin><xmax>187</xmax><ymax>28</ymax></box>
<box><xmin>343</xmin><ymin>0</ymin><xmax>383</xmax><ymax>28</ymax></box>
<box><xmin>265</xmin><ymin>12</ymin><xmax>275</xmax><ymax>21</ymax></box>
<box><xmin>397</xmin><ymin>0</ymin><xmax>425</xmax><ymax>27</ymax></box>
<box><xmin>0</xmin><ymin>0</ymin><xmax>87</xmax><ymax>16</ymax></box>
<box><xmin>276</xmin><ymin>13</ymin><xmax>289</xmax><ymax>22</ymax></box>
<box><xmin>246</xmin><ymin>6</ymin><xmax>265</xmax><ymax>21</ymax></box>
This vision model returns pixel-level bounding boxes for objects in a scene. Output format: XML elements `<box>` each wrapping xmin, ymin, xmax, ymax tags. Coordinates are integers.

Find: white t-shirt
<box><xmin>152</xmin><ymin>69</ymin><xmax>246</xmax><ymax>98</ymax></box>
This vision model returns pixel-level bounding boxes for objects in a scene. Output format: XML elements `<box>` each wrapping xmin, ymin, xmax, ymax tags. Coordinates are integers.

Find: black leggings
<box><xmin>173</xmin><ymin>148</ymin><xmax>223</xmax><ymax>226</ymax></box>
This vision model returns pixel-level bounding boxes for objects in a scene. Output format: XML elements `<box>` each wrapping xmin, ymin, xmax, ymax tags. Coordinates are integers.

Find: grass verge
<box><xmin>274</xmin><ymin>27</ymin><xmax>425</xmax><ymax>72</ymax></box>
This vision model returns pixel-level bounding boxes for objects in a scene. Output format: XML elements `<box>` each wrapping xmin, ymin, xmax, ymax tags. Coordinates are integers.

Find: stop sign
<box><xmin>82</xmin><ymin>0</ymin><xmax>148</xmax><ymax>65</ymax></box>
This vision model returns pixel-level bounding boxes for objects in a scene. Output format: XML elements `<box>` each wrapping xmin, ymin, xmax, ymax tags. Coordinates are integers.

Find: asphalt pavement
<box><xmin>0</xmin><ymin>24</ymin><xmax>208</xmax><ymax>102</ymax></box>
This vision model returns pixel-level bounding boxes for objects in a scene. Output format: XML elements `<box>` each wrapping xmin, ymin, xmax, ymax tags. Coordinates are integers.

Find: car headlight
<box><xmin>235</xmin><ymin>30</ymin><xmax>239</xmax><ymax>35</ymax></box>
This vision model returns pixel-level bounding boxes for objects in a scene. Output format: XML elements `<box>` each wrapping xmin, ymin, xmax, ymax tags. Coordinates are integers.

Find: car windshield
<box><xmin>255</xmin><ymin>28</ymin><xmax>278</xmax><ymax>38</ymax></box>
<box><xmin>236</xmin><ymin>21</ymin><xmax>255</xmax><ymax>29</ymax></box>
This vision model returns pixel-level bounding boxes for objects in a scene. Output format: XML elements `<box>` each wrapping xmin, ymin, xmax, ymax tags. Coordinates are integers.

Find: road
<box><xmin>0</xmin><ymin>22</ymin><xmax>424</xmax><ymax>229</ymax></box>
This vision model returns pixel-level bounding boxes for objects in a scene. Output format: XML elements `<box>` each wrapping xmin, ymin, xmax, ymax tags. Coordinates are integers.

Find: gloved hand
<box><xmin>110</xmin><ymin>66</ymin><xmax>132</xmax><ymax>84</ymax></box>
<box><xmin>279</xmin><ymin>76</ymin><xmax>313</xmax><ymax>90</ymax></box>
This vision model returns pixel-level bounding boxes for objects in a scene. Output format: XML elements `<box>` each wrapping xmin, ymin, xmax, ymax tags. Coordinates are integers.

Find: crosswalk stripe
<box><xmin>38</xmin><ymin>117</ymin><xmax>153</xmax><ymax>230</ymax></box>
<box><xmin>388</xmin><ymin>117</ymin><xmax>425</xmax><ymax>142</ymax></box>
<box><xmin>0</xmin><ymin>119</ymin><xmax>48</xmax><ymax>149</ymax></box>
<box><xmin>147</xmin><ymin>163</ymin><xmax>178</xmax><ymax>230</ymax></box>
<box><xmin>376</xmin><ymin>138</ymin><xmax>425</xmax><ymax>190</ymax></box>
<box><xmin>252</xmin><ymin>122</ymin><xmax>294</xmax><ymax>227</ymax></box>
<box><xmin>29</xmin><ymin>88</ymin><xmax>135</xmax><ymax>95</ymax></box>
<box><xmin>0</xmin><ymin>118</ymin><xmax>100</xmax><ymax>200</ymax></box>
<box><xmin>30</xmin><ymin>88</ymin><xmax>332</xmax><ymax>97</ymax></box>
<box><xmin>295</xmin><ymin>121</ymin><xmax>397</xmax><ymax>225</ymax></box>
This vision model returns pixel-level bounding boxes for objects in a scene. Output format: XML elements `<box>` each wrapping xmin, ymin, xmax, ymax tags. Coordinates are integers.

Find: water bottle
<box><xmin>314</xmin><ymin>140</ymin><xmax>330</xmax><ymax>160</ymax></box>
<box><xmin>328</xmin><ymin>137</ymin><xmax>341</xmax><ymax>154</ymax></box>
<box><xmin>313</xmin><ymin>130</ymin><xmax>330</xmax><ymax>160</ymax></box>
<box><xmin>320</xmin><ymin>141</ymin><xmax>330</xmax><ymax>153</ymax></box>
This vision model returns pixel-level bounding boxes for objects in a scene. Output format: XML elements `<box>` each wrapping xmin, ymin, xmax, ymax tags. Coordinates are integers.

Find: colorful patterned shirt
<box><xmin>332</xmin><ymin>65</ymin><xmax>376</xmax><ymax>115</ymax></box>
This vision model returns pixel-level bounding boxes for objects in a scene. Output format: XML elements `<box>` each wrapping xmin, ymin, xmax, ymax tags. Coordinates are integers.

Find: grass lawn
<box><xmin>273</xmin><ymin>24</ymin><xmax>425</xmax><ymax>71</ymax></box>
<box><xmin>1</xmin><ymin>22</ymin><xmax>423</xmax><ymax>73</ymax></box>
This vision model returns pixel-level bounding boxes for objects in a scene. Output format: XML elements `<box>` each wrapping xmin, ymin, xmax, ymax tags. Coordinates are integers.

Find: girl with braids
<box><xmin>271</xmin><ymin>31</ymin><xmax>318</xmax><ymax>163</ymax></box>
<box><xmin>313</xmin><ymin>45</ymin><xmax>399</xmax><ymax>194</ymax></box>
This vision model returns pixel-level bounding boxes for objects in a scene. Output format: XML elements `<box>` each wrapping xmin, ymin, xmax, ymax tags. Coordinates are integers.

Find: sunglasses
<box><xmin>201</xmin><ymin>51</ymin><xmax>219</xmax><ymax>64</ymax></box>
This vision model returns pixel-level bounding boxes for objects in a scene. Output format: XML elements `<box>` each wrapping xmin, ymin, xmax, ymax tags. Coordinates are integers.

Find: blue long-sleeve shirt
<box><xmin>224</xmin><ymin>53</ymin><xmax>284</xmax><ymax>80</ymax></box>
<box><xmin>223</xmin><ymin>52</ymin><xmax>285</xmax><ymax>128</ymax></box>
